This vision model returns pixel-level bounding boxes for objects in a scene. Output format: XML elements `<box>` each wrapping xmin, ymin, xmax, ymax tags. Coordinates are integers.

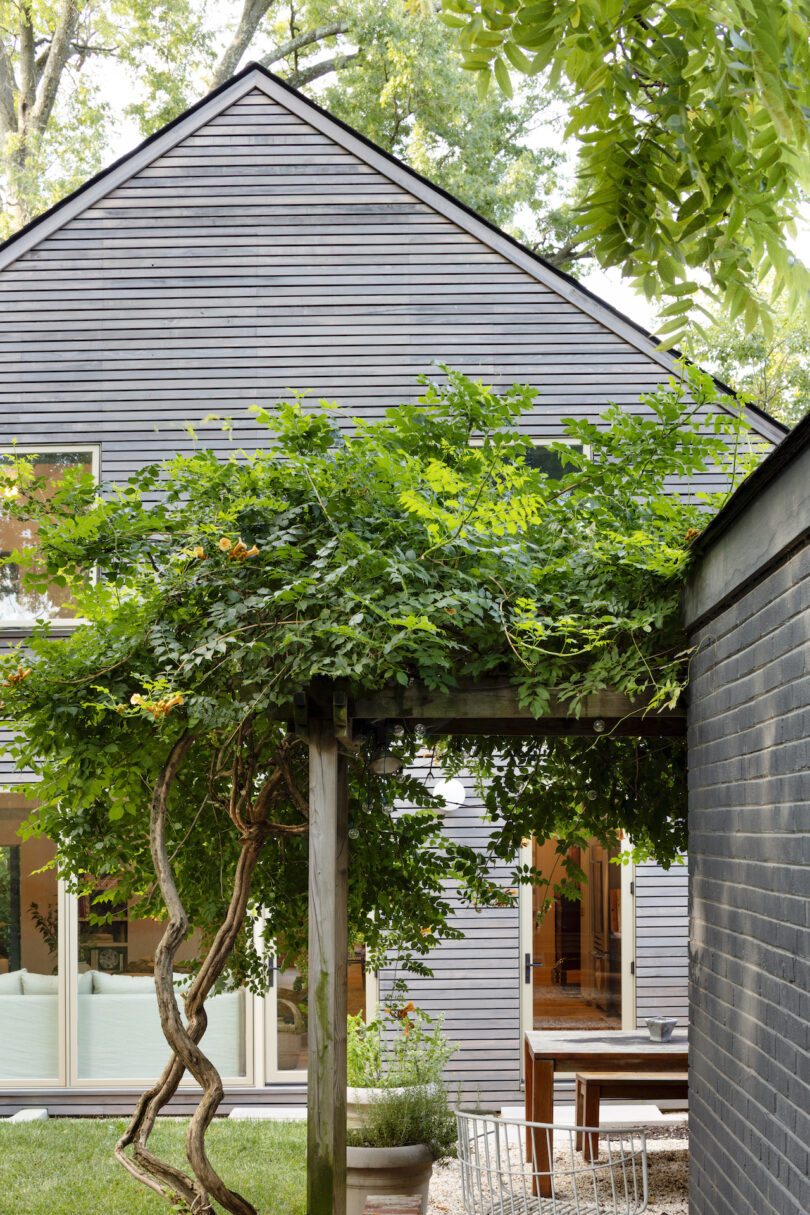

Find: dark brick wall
<box><xmin>687</xmin><ymin>541</ymin><xmax>810</xmax><ymax>1215</ymax></box>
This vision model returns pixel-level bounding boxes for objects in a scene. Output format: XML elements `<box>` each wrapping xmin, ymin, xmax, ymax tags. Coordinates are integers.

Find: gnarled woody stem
<box><xmin>115</xmin><ymin>732</ymin><xmax>262</xmax><ymax>1215</ymax></box>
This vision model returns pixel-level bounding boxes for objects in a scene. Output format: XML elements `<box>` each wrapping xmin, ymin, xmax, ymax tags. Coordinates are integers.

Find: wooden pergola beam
<box><xmin>351</xmin><ymin>681</ymin><xmax>685</xmax><ymax>737</ymax></box>
<box><xmin>303</xmin><ymin>678</ymin><xmax>684</xmax><ymax>1215</ymax></box>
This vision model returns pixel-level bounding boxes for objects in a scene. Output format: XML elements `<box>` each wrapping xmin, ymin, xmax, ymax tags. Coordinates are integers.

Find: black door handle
<box><xmin>525</xmin><ymin>952</ymin><xmax>543</xmax><ymax>983</ymax></box>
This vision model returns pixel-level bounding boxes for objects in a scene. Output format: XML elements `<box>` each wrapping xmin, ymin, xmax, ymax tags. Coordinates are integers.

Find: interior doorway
<box><xmin>524</xmin><ymin>837</ymin><xmax>627</xmax><ymax>1031</ymax></box>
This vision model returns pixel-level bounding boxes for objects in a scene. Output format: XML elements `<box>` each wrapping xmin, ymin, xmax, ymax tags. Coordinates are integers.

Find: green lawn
<box><xmin>0</xmin><ymin>1118</ymin><xmax>307</xmax><ymax>1215</ymax></box>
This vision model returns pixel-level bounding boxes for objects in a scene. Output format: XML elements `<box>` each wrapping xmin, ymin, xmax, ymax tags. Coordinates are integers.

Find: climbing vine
<box><xmin>0</xmin><ymin>363</ymin><xmax>755</xmax><ymax>1212</ymax></box>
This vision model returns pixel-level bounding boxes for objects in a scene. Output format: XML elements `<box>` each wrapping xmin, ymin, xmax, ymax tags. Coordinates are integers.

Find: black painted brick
<box><xmin>688</xmin><ymin>541</ymin><xmax>810</xmax><ymax>1215</ymax></box>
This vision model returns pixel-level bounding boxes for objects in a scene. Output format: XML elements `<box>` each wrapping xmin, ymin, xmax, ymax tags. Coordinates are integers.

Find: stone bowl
<box><xmin>646</xmin><ymin>1016</ymin><xmax>678</xmax><ymax>1042</ymax></box>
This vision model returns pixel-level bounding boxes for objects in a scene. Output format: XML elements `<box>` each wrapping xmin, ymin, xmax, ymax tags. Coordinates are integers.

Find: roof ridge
<box><xmin>0</xmin><ymin>59</ymin><xmax>788</xmax><ymax>438</ymax></box>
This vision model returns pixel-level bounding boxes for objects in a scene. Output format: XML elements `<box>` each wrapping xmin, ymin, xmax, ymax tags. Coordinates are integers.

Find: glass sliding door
<box><xmin>74</xmin><ymin>899</ymin><xmax>248</xmax><ymax>1083</ymax></box>
<box><xmin>275</xmin><ymin>951</ymin><xmax>308</xmax><ymax>1073</ymax></box>
<box><xmin>0</xmin><ymin>794</ymin><xmax>62</xmax><ymax>1082</ymax></box>
<box><xmin>527</xmin><ymin>836</ymin><xmax>623</xmax><ymax>1031</ymax></box>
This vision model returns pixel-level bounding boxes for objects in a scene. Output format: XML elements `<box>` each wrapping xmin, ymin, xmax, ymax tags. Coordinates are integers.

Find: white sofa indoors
<box><xmin>0</xmin><ymin>967</ymin><xmax>58</xmax><ymax>1080</ymax></box>
<box><xmin>0</xmin><ymin>968</ymin><xmax>245</xmax><ymax>1081</ymax></box>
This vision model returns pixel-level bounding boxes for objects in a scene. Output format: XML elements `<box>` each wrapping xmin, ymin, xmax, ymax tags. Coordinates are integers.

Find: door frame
<box><xmin>518</xmin><ymin>836</ymin><xmax>636</xmax><ymax>1082</ymax></box>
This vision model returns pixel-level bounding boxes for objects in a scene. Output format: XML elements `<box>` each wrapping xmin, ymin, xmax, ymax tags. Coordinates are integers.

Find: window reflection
<box><xmin>275</xmin><ymin>943</ymin><xmax>369</xmax><ymax>1073</ymax></box>
<box><xmin>77</xmin><ymin>898</ymin><xmax>246</xmax><ymax>1081</ymax></box>
<box><xmin>524</xmin><ymin>444</ymin><xmax>584</xmax><ymax>479</ymax></box>
<box><xmin>0</xmin><ymin>449</ymin><xmax>95</xmax><ymax>624</ymax></box>
<box><xmin>0</xmin><ymin>795</ymin><xmax>59</xmax><ymax>1080</ymax></box>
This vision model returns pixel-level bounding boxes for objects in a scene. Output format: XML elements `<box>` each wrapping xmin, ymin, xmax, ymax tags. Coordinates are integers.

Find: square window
<box><xmin>0</xmin><ymin>447</ymin><xmax>98</xmax><ymax>626</ymax></box>
<box><xmin>523</xmin><ymin>443</ymin><xmax>584</xmax><ymax>480</ymax></box>
<box><xmin>469</xmin><ymin>436</ymin><xmax>586</xmax><ymax>479</ymax></box>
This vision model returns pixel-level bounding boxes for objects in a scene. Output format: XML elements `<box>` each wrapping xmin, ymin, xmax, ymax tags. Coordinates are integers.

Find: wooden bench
<box><xmin>575</xmin><ymin>1070</ymin><xmax>689</xmax><ymax>1160</ymax></box>
<box><xmin>363</xmin><ymin>1198</ymin><xmax>423</xmax><ymax>1215</ymax></box>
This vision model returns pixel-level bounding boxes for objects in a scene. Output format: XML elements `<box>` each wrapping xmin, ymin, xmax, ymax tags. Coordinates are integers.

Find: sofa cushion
<box><xmin>77</xmin><ymin>989</ymin><xmax>245</xmax><ymax>1079</ymax></box>
<box><xmin>93</xmin><ymin>971</ymin><xmax>157</xmax><ymax>994</ymax></box>
<box><xmin>0</xmin><ymin>994</ymin><xmax>59</xmax><ymax>1079</ymax></box>
<box><xmin>0</xmin><ymin>968</ymin><xmax>25</xmax><ymax>994</ymax></box>
<box><xmin>77</xmin><ymin>970</ymin><xmax>94</xmax><ymax>994</ymax></box>
<box><xmin>21</xmin><ymin>972</ymin><xmax>58</xmax><ymax>995</ymax></box>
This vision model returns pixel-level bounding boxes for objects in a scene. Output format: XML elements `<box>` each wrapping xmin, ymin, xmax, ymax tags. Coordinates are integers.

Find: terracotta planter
<box><xmin>346</xmin><ymin>1144</ymin><xmax>433</xmax><ymax>1215</ymax></box>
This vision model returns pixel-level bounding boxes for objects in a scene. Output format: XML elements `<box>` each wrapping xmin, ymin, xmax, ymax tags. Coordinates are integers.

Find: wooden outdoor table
<box><xmin>523</xmin><ymin>1029</ymin><xmax>688</xmax><ymax>1197</ymax></box>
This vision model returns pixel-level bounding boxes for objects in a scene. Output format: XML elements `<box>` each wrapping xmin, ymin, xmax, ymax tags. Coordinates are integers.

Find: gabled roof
<box><xmin>0</xmin><ymin>61</ymin><xmax>787</xmax><ymax>442</ymax></box>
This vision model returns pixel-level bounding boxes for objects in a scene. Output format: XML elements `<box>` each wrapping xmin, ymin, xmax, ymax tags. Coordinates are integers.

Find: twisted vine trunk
<box><xmin>115</xmin><ymin>733</ymin><xmax>264</xmax><ymax>1215</ymax></box>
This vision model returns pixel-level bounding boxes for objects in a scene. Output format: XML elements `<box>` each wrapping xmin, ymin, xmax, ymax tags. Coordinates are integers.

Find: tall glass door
<box><xmin>525</xmin><ymin>836</ymin><xmax>626</xmax><ymax>1031</ymax></box>
<box><xmin>267</xmin><ymin>942</ymin><xmax>377</xmax><ymax>1080</ymax></box>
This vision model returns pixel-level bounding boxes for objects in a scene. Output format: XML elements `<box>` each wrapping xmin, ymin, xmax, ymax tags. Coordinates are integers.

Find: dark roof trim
<box><xmin>691</xmin><ymin>406</ymin><xmax>810</xmax><ymax>558</ymax></box>
<box><xmin>0</xmin><ymin>60</ymin><xmax>787</xmax><ymax>438</ymax></box>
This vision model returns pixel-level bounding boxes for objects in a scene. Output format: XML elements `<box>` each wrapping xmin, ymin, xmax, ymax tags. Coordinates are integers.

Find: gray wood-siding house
<box><xmin>0</xmin><ymin>64</ymin><xmax>785</xmax><ymax>1116</ymax></box>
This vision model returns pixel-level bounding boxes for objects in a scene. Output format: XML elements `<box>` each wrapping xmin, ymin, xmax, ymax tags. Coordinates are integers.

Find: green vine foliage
<box><xmin>0</xmin><ymin>364</ymin><xmax>756</xmax><ymax>985</ymax></box>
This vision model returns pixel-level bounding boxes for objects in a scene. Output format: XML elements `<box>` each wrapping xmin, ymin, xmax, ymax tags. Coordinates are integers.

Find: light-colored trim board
<box><xmin>518</xmin><ymin>838</ymin><xmax>533</xmax><ymax>1084</ymax></box>
<box><xmin>620</xmin><ymin>839</ymin><xmax>636</xmax><ymax>1030</ymax></box>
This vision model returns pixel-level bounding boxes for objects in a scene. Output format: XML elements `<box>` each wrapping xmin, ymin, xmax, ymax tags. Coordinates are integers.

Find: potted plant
<box><xmin>346</xmin><ymin>1005</ymin><xmax>453</xmax><ymax>1126</ymax></box>
<box><xmin>345</xmin><ymin>1007</ymin><xmax>457</xmax><ymax>1215</ymax></box>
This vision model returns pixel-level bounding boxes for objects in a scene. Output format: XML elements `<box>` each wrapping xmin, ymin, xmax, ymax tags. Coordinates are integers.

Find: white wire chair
<box><xmin>456</xmin><ymin>1109</ymin><xmax>648</xmax><ymax>1215</ymax></box>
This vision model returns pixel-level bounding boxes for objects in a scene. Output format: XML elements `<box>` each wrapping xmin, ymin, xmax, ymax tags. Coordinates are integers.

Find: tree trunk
<box><xmin>115</xmin><ymin>733</ymin><xmax>264</xmax><ymax>1215</ymax></box>
<box><xmin>1</xmin><ymin>154</ymin><xmax>33</xmax><ymax>231</ymax></box>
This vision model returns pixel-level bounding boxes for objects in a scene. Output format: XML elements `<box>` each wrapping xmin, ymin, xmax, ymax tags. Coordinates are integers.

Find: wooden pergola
<box><xmin>300</xmin><ymin>680</ymin><xmax>685</xmax><ymax>1215</ymax></box>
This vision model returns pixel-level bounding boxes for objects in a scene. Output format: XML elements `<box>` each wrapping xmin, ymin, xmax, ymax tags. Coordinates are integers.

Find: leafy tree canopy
<box><xmin>319</xmin><ymin>2</ymin><xmax>575</xmax><ymax>257</ymax></box>
<box><xmin>686</xmin><ymin>298</ymin><xmax>810</xmax><ymax>427</ymax></box>
<box><xmin>1</xmin><ymin>362</ymin><xmax>754</xmax><ymax>948</ymax></box>
<box><xmin>0</xmin><ymin>365</ymin><xmax>755</xmax><ymax>1210</ymax></box>
<box><xmin>440</xmin><ymin>0</ymin><xmax>810</xmax><ymax>347</ymax></box>
<box><xmin>0</xmin><ymin>0</ymin><xmax>572</xmax><ymax>257</ymax></box>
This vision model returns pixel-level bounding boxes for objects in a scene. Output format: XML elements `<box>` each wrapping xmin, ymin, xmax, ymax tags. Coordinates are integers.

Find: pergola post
<box><xmin>307</xmin><ymin>716</ymin><xmax>349</xmax><ymax>1215</ymax></box>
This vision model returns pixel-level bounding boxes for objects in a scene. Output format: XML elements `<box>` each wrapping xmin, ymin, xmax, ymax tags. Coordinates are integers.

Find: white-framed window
<box><xmin>0</xmin><ymin>788</ymin><xmax>256</xmax><ymax>1091</ymax></box>
<box><xmin>264</xmin><ymin>944</ymin><xmax>379</xmax><ymax>1082</ymax></box>
<box><xmin>66</xmin><ymin>895</ymin><xmax>253</xmax><ymax>1088</ymax></box>
<box><xmin>0</xmin><ymin>793</ymin><xmax>67</xmax><ymax>1086</ymax></box>
<box><xmin>0</xmin><ymin>444</ymin><xmax>100</xmax><ymax>628</ymax></box>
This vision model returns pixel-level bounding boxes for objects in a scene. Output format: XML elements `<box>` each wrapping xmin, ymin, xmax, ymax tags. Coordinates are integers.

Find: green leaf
<box><xmin>493</xmin><ymin>56</ymin><xmax>513</xmax><ymax>98</ymax></box>
<box><xmin>504</xmin><ymin>41</ymin><xmax>533</xmax><ymax>73</ymax></box>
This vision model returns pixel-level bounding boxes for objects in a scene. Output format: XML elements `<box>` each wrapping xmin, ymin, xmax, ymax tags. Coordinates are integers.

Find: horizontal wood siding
<box><xmin>380</xmin><ymin>773</ymin><xmax>522</xmax><ymax>1106</ymax></box>
<box><xmin>0</xmin><ymin>87</ymin><xmax>754</xmax><ymax>499</ymax></box>
<box><xmin>634</xmin><ymin>859</ymin><xmax>689</xmax><ymax>1026</ymax></box>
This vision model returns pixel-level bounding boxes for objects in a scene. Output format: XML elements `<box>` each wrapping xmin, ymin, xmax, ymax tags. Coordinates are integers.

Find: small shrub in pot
<box><xmin>346</xmin><ymin>1008</ymin><xmax>455</xmax><ymax>1128</ymax></box>
<box><xmin>345</xmin><ymin>1010</ymin><xmax>457</xmax><ymax>1215</ymax></box>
